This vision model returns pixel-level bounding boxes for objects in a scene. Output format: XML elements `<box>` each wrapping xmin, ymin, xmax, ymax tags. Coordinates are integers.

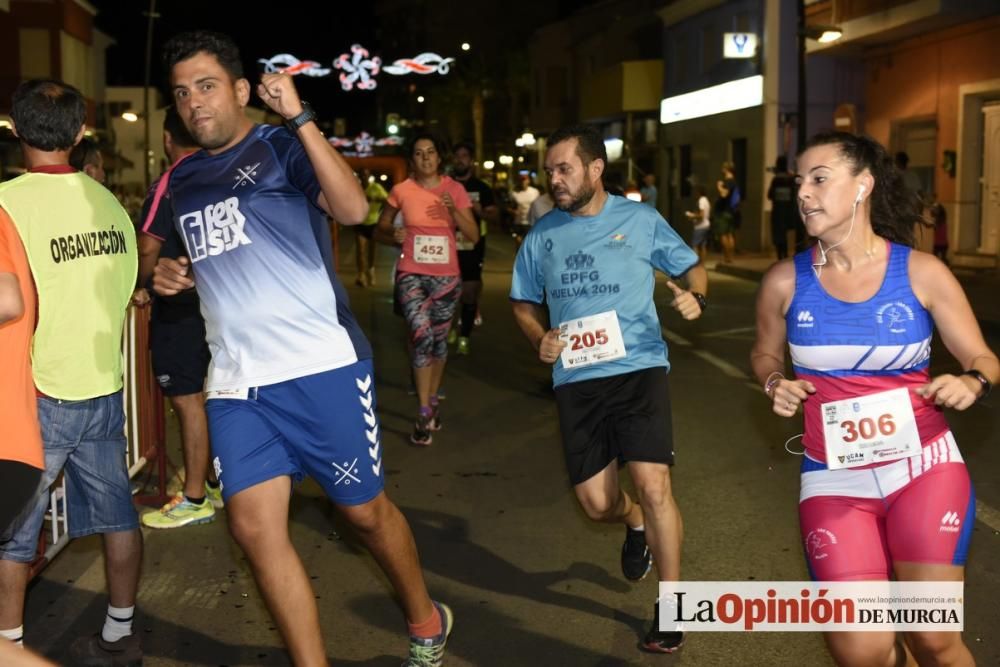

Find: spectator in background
<box><xmin>766</xmin><ymin>155</ymin><xmax>798</xmax><ymax>260</ymax></box>
<box><xmin>713</xmin><ymin>161</ymin><xmax>740</xmax><ymax>263</ymax></box>
<box><xmin>511</xmin><ymin>173</ymin><xmax>540</xmax><ymax>242</ymax></box>
<box><xmin>69</xmin><ymin>137</ymin><xmax>106</xmax><ymax>183</ymax></box>
<box><xmin>640</xmin><ymin>172</ymin><xmax>658</xmax><ymax>209</ymax></box>
<box><xmin>685</xmin><ymin>184</ymin><xmax>712</xmax><ymax>262</ymax></box>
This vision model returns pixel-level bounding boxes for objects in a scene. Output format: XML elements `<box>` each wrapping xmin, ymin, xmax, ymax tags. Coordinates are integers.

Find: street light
<box><xmin>122</xmin><ymin>111</ymin><xmax>139</xmax><ymax>122</ymax></box>
<box><xmin>519</xmin><ymin>131</ymin><xmax>536</xmax><ymax>146</ymax></box>
<box><xmin>483</xmin><ymin>160</ymin><xmax>495</xmax><ymax>170</ymax></box>
<box><xmin>461</xmin><ymin>42</ymin><xmax>470</xmax><ymax>51</ymax></box>
<box><xmin>498</xmin><ymin>155</ymin><xmax>513</xmax><ymax>166</ymax></box>
<box><xmin>417</xmin><ymin>95</ymin><xmax>425</xmax><ymax>103</ymax></box>
<box><xmin>816</xmin><ymin>27</ymin><xmax>844</xmax><ymax>44</ymax></box>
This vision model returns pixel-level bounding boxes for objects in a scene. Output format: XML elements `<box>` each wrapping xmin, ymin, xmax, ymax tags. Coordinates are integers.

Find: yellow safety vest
<box><xmin>0</xmin><ymin>171</ymin><xmax>137</xmax><ymax>400</ymax></box>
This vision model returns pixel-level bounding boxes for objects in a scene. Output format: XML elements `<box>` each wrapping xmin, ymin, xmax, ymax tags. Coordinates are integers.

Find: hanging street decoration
<box><xmin>334</xmin><ymin>44</ymin><xmax>381</xmax><ymax>91</ymax></box>
<box><xmin>329</xmin><ymin>132</ymin><xmax>403</xmax><ymax>157</ymax></box>
<box><xmin>257</xmin><ymin>54</ymin><xmax>331</xmax><ymax>77</ymax></box>
<box><xmin>382</xmin><ymin>52</ymin><xmax>455</xmax><ymax>76</ymax></box>
<box><xmin>257</xmin><ymin>44</ymin><xmax>455</xmax><ymax>92</ymax></box>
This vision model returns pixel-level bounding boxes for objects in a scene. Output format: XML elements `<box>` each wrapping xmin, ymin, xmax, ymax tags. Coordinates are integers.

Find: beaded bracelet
<box><xmin>764</xmin><ymin>371</ymin><xmax>785</xmax><ymax>398</ymax></box>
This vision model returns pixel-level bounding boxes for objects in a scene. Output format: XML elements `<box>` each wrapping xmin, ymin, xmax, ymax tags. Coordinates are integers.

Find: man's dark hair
<box><xmin>162</xmin><ymin>31</ymin><xmax>244</xmax><ymax>83</ymax></box>
<box><xmin>10</xmin><ymin>79</ymin><xmax>86</xmax><ymax>151</ymax></box>
<box><xmin>453</xmin><ymin>141</ymin><xmax>474</xmax><ymax>155</ymax></box>
<box><xmin>894</xmin><ymin>151</ymin><xmax>910</xmax><ymax>169</ymax></box>
<box><xmin>547</xmin><ymin>124</ymin><xmax>607</xmax><ymax>166</ymax></box>
<box><xmin>69</xmin><ymin>137</ymin><xmax>101</xmax><ymax>171</ymax></box>
<box><xmin>163</xmin><ymin>105</ymin><xmax>198</xmax><ymax>148</ymax></box>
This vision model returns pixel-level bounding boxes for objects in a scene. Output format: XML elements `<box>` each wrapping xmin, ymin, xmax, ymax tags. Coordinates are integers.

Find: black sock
<box><xmin>461</xmin><ymin>303</ymin><xmax>476</xmax><ymax>337</ymax></box>
<box><xmin>184</xmin><ymin>495</ymin><xmax>206</xmax><ymax>505</ymax></box>
<box><xmin>206</xmin><ymin>479</ymin><xmax>220</xmax><ymax>489</ymax></box>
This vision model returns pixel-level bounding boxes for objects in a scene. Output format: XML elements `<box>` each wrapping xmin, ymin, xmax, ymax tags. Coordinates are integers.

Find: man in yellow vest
<box><xmin>0</xmin><ymin>79</ymin><xmax>141</xmax><ymax>666</ymax></box>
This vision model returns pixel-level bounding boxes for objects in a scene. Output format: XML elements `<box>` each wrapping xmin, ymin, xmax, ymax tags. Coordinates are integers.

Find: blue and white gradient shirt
<box><xmin>168</xmin><ymin>124</ymin><xmax>372</xmax><ymax>391</ymax></box>
<box><xmin>511</xmin><ymin>194</ymin><xmax>698</xmax><ymax>387</ymax></box>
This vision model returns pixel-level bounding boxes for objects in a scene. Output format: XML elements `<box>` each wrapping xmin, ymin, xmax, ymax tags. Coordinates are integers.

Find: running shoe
<box><xmin>411</xmin><ymin>414</ymin><xmax>433</xmax><ymax>446</ymax></box>
<box><xmin>403</xmin><ymin>601</ymin><xmax>453</xmax><ymax>667</ymax></box>
<box><xmin>428</xmin><ymin>403</ymin><xmax>442</xmax><ymax>431</ymax></box>
<box><xmin>141</xmin><ymin>495</ymin><xmax>215</xmax><ymax>529</ymax></box>
<box><xmin>205</xmin><ymin>482</ymin><xmax>224</xmax><ymax>509</ymax></box>
<box><xmin>447</xmin><ymin>327</ymin><xmax>458</xmax><ymax>346</ymax></box>
<box><xmin>621</xmin><ymin>526</ymin><xmax>652</xmax><ymax>581</ymax></box>
<box><xmin>456</xmin><ymin>336</ymin><xmax>470</xmax><ymax>356</ymax></box>
<box><xmin>474</xmin><ymin>310</ymin><xmax>483</xmax><ymax>327</ymax></box>
<box><xmin>642</xmin><ymin>602</ymin><xmax>684</xmax><ymax>654</ymax></box>
<box><xmin>69</xmin><ymin>633</ymin><xmax>142</xmax><ymax>666</ymax></box>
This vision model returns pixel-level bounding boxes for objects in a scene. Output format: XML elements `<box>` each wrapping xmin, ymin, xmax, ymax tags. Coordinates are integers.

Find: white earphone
<box><xmin>814</xmin><ymin>183</ymin><xmax>867</xmax><ymax>275</ymax></box>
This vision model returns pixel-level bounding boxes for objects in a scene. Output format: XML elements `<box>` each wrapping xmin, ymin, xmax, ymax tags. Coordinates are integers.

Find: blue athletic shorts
<box><xmin>205</xmin><ymin>359</ymin><xmax>385</xmax><ymax>506</ymax></box>
<box><xmin>0</xmin><ymin>391</ymin><xmax>139</xmax><ymax>563</ymax></box>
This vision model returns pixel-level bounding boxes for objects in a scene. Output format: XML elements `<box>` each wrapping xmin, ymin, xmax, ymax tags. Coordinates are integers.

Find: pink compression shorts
<box><xmin>798</xmin><ymin>431</ymin><xmax>975</xmax><ymax>581</ymax></box>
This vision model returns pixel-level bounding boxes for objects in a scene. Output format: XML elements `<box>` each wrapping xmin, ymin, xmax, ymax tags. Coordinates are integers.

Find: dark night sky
<box><xmin>91</xmin><ymin>0</ymin><xmax>380</xmax><ymax>130</ymax></box>
<box><xmin>89</xmin><ymin>0</ymin><xmax>602</xmax><ymax>136</ymax></box>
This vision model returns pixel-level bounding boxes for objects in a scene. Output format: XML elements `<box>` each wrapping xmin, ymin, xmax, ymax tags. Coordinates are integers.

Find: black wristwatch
<box><xmin>962</xmin><ymin>369</ymin><xmax>992</xmax><ymax>400</ymax></box>
<box><xmin>691</xmin><ymin>291</ymin><xmax>707</xmax><ymax>312</ymax></box>
<box><xmin>285</xmin><ymin>101</ymin><xmax>317</xmax><ymax>133</ymax></box>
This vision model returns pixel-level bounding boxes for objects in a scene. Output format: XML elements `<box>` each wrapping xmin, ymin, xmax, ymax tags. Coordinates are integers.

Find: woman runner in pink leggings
<box><xmin>376</xmin><ymin>133</ymin><xmax>478</xmax><ymax>445</ymax></box>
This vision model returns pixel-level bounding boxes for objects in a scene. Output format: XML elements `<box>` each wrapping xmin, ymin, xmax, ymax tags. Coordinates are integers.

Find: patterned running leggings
<box><xmin>395</xmin><ymin>273</ymin><xmax>461</xmax><ymax>367</ymax></box>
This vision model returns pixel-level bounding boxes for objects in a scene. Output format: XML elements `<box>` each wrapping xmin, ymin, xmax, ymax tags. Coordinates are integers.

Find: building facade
<box><xmin>808</xmin><ymin>0</ymin><xmax>1000</xmax><ymax>268</ymax></box>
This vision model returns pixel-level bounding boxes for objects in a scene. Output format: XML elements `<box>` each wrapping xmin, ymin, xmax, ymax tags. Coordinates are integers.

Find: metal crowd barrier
<box><xmin>30</xmin><ymin>303</ymin><xmax>168</xmax><ymax>576</ymax></box>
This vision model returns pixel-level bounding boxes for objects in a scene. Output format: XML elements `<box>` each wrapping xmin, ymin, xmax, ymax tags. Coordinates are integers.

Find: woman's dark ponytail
<box><xmin>800</xmin><ymin>132</ymin><xmax>926</xmax><ymax>247</ymax></box>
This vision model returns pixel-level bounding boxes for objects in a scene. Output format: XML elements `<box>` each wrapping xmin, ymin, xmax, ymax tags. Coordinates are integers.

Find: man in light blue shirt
<box><xmin>511</xmin><ymin>124</ymin><xmax>707</xmax><ymax>655</ymax></box>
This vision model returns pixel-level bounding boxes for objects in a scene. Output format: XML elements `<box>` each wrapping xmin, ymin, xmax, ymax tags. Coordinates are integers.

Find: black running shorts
<box><xmin>554</xmin><ymin>367</ymin><xmax>674</xmax><ymax>485</ymax></box>
<box><xmin>457</xmin><ymin>237</ymin><xmax>486</xmax><ymax>282</ymax></box>
<box><xmin>150</xmin><ymin>311</ymin><xmax>210</xmax><ymax>397</ymax></box>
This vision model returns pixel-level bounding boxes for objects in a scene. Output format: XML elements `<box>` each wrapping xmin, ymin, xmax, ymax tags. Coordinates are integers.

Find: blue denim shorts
<box><xmin>0</xmin><ymin>391</ymin><xmax>138</xmax><ymax>562</ymax></box>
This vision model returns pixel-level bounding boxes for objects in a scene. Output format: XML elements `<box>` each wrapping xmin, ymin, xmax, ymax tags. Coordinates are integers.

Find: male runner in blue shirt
<box><xmin>151</xmin><ymin>31</ymin><xmax>450</xmax><ymax>667</ymax></box>
<box><xmin>511</xmin><ymin>124</ymin><xmax>707</xmax><ymax>655</ymax></box>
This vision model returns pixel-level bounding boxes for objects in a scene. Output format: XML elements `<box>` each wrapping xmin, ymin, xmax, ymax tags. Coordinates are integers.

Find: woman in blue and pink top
<box><xmin>752</xmin><ymin>132</ymin><xmax>996</xmax><ymax>667</ymax></box>
<box><xmin>377</xmin><ymin>133</ymin><xmax>478</xmax><ymax>446</ymax></box>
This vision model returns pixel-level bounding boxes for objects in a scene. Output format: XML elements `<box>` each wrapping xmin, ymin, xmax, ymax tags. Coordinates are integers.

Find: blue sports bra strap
<box><xmin>886</xmin><ymin>241</ymin><xmax>909</xmax><ymax>280</ymax></box>
<box><xmin>793</xmin><ymin>248</ymin><xmax>815</xmax><ymax>286</ymax></box>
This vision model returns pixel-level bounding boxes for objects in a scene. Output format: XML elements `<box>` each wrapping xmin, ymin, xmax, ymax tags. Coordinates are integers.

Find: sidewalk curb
<box><xmin>712</xmin><ymin>263</ymin><xmax>1000</xmax><ymax>338</ymax></box>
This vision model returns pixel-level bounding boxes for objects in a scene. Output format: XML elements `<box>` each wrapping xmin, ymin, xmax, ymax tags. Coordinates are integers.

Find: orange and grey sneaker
<box><xmin>403</xmin><ymin>601</ymin><xmax>453</xmax><ymax>667</ymax></box>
